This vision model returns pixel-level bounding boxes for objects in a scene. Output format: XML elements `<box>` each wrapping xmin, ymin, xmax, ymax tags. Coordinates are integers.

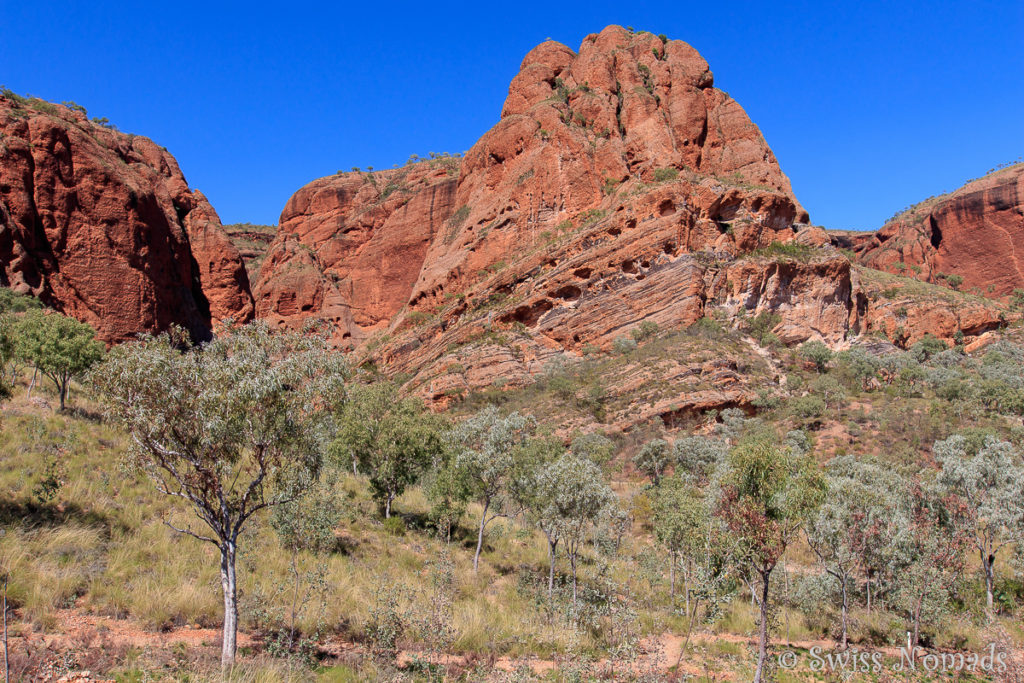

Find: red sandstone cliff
<box><xmin>256</xmin><ymin>26</ymin><xmax>832</xmax><ymax>348</ymax></box>
<box><xmin>0</xmin><ymin>93</ymin><xmax>253</xmax><ymax>342</ymax></box>
<box><xmin>840</xmin><ymin>164</ymin><xmax>1024</xmax><ymax>299</ymax></box>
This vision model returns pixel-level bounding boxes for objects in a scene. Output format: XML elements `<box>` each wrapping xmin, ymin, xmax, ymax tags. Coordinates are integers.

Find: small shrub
<box><xmin>612</xmin><ymin>336</ymin><xmax>637</xmax><ymax>354</ymax></box>
<box><xmin>791</xmin><ymin>394</ymin><xmax>826</xmax><ymax>420</ymax></box>
<box><xmin>382</xmin><ymin>516</ymin><xmax>406</xmax><ymax>537</ymax></box>
<box><xmin>652</xmin><ymin>167</ymin><xmax>678</xmax><ymax>182</ymax></box>
<box><xmin>746</xmin><ymin>311</ymin><xmax>781</xmax><ymax>346</ymax></box>
<box><xmin>630</xmin><ymin>320</ymin><xmax>660</xmax><ymax>342</ymax></box>
<box><xmin>799</xmin><ymin>340</ymin><xmax>833</xmax><ymax>373</ymax></box>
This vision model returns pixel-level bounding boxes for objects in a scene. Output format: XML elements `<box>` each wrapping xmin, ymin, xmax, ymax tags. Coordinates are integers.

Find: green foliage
<box><xmin>935</xmin><ymin>434</ymin><xmax>1024</xmax><ymax>612</ymax></box>
<box><xmin>909</xmin><ymin>333</ymin><xmax>947</xmax><ymax>362</ymax></box>
<box><xmin>798</xmin><ymin>340</ymin><xmax>832</xmax><ymax>373</ymax></box>
<box><xmin>91</xmin><ymin>321</ymin><xmax>348</xmax><ymax>666</ymax></box>
<box><xmin>611</xmin><ymin>336</ymin><xmax>637</xmax><ymax>354</ymax></box>
<box><xmin>526</xmin><ymin>450</ymin><xmax>615</xmax><ymax>600</ymax></box>
<box><xmin>569</xmin><ymin>432</ymin><xmax>616</xmax><ymax>469</ymax></box>
<box><xmin>578</xmin><ymin>208</ymin><xmax>606</xmax><ymax>225</ymax></box>
<box><xmin>0</xmin><ymin>86</ymin><xmax>29</xmax><ymax>106</ymax></box>
<box><xmin>329</xmin><ymin>381</ymin><xmax>445</xmax><ymax>518</ymax></box>
<box><xmin>748</xmin><ymin>242</ymin><xmax>817</xmax><ymax>262</ymax></box>
<box><xmin>450</xmin><ymin>406</ymin><xmax>538</xmax><ymax>570</ymax></box>
<box><xmin>13</xmin><ymin>309</ymin><xmax>104</xmax><ymax>409</ymax></box>
<box><xmin>0</xmin><ymin>288</ymin><xmax>43</xmax><ymax>314</ymax></box>
<box><xmin>716</xmin><ymin>432</ymin><xmax>824</xmax><ymax>678</ymax></box>
<box><xmin>423</xmin><ymin>446</ymin><xmax>472</xmax><ymax>542</ymax></box>
<box><xmin>444</xmin><ymin>205</ymin><xmax>470</xmax><ymax>244</ymax></box>
<box><xmin>673</xmin><ymin>435</ymin><xmax>727</xmax><ymax>483</ymax></box>
<box><xmin>745</xmin><ymin>311</ymin><xmax>781</xmax><ymax>346</ymax></box>
<box><xmin>633</xmin><ymin>438</ymin><xmax>671</xmax><ymax>485</ymax></box>
<box><xmin>652</xmin><ymin>167</ymin><xmax>679</xmax><ymax>182</ymax></box>
<box><xmin>630</xmin><ymin>319</ymin><xmax>660</xmax><ymax>342</ymax></box>
<box><xmin>790</xmin><ymin>394</ymin><xmax>826</xmax><ymax>421</ymax></box>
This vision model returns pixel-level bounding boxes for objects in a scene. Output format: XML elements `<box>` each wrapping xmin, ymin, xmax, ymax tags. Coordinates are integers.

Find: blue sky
<box><xmin>1</xmin><ymin>1</ymin><xmax>1021</xmax><ymax>230</ymax></box>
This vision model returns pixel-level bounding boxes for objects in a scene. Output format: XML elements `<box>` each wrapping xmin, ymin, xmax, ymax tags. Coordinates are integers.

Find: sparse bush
<box><xmin>653</xmin><ymin>167</ymin><xmax>678</xmax><ymax>182</ymax></box>
<box><xmin>612</xmin><ymin>336</ymin><xmax>637</xmax><ymax>354</ymax></box>
<box><xmin>799</xmin><ymin>340</ymin><xmax>833</xmax><ymax>373</ymax></box>
<box><xmin>630</xmin><ymin>319</ymin><xmax>659</xmax><ymax>342</ymax></box>
<box><xmin>791</xmin><ymin>394</ymin><xmax>826</xmax><ymax>421</ymax></box>
<box><xmin>633</xmin><ymin>439</ymin><xmax>670</xmax><ymax>485</ymax></box>
<box><xmin>746</xmin><ymin>311</ymin><xmax>781</xmax><ymax>346</ymax></box>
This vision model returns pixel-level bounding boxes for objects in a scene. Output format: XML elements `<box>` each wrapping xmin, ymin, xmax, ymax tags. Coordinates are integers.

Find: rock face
<box><xmin>841</xmin><ymin>164</ymin><xmax>1024</xmax><ymax>299</ymax></box>
<box><xmin>250</xmin><ymin>26</ymin><xmax>881</xmax><ymax>416</ymax></box>
<box><xmin>256</xmin><ymin>26</ymin><xmax>826</xmax><ymax>354</ymax></box>
<box><xmin>254</xmin><ymin>163</ymin><xmax>457</xmax><ymax>345</ymax></box>
<box><xmin>0</xmin><ymin>94</ymin><xmax>253</xmax><ymax>342</ymax></box>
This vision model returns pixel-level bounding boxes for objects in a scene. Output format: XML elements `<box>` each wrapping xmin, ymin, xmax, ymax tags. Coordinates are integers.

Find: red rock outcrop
<box><xmin>841</xmin><ymin>164</ymin><xmax>1024</xmax><ymax>299</ymax></box>
<box><xmin>254</xmin><ymin>163</ymin><xmax>457</xmax><ymax>346</ymax></box>
<box><xmin>256</xmin><ymin>27</ymin><xmax>822</xmax><ymax>356</ymax></box>
<box><xmin>0</xmin><ymin>94</ymin><xmax>253</xmax><ymax>342</ymax></box>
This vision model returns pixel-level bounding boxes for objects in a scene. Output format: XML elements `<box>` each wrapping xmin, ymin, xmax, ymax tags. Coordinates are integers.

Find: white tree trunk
<box><xmin>220</xmin><ymin>541</ymin><xmax>239</xmax><ymax>669</ymax></box>
<box><xmin>473</xmin><ymin>498</ymin><xmax>489</xmax><ymax>572</ymax></box>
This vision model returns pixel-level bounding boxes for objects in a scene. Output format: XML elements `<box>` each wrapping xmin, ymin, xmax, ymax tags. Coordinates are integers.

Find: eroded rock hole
<box><xmin>551</xmin><ymin>285</ymin><xmax>582</xmax><ymax>301</ymax></box>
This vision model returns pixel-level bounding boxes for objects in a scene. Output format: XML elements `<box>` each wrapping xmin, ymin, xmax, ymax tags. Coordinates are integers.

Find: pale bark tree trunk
<box><xmin>545</xmin><ymin>532</ymin><xmax>558</xmax><ymax>597</ymax></box>
<box><xmin>669</xmin><ymin>553</ymin><xmax>676</xmax><ymax>606</ymax></box>
<box><xmin>911</xmin><ymin>594</ymin><xmax>923</xmax><ymax>652</ymax></box>
<box><xmin>219</xmin><ymin>541</ymin><xmax>239</xmax><ymax>669</ymax></box>
<box><xmin>473</xmin><ymin>498</ymin><xmax>489</xmax><ymax>572</ymax></box>
<box><xmin>840</xmin><ymin>575</ymin><xmax>849</xmax><ymax>650</ymax></box>
<box><xmin>753</xmin><ymin>570</ymin><xmax>771</xmax><ymax>683</ymax></box>
<box><xmin>570</xmin><ymin>550</ymin><xmax>578</xmax><ymax>605</ymax></box>
<box><xmin>3</xmin><ymin>573</ymin><xmax>9</xmax><ymax>683</ymax></box>
<box><xmin>982</xmin><ymin>551</ymin><xmax>995</xmax><ymax>615</ymax></box>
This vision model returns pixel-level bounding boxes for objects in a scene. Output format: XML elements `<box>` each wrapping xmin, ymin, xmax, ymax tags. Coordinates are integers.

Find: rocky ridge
<box><xmin>0</xmin><ymin>92</ymin><xmax>253</xmax><ymax>342</ymax></box>
<box><xmin>252</xmin><ymin>26</ymin><xmax>880</xmax><ymax>412</ymax></box>
<box><xmin>838</xmin><ymin>163</ymin><xmax>1024</xmax><ymax>299</ymax></box>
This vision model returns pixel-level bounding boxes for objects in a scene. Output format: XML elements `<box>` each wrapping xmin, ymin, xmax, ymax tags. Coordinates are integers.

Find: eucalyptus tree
<box><xmin>890</xmin><ymin>479</ymin><xmax>969</xmax><ymax>651</ymax></box>
<box><xmin>14</xmin><ymin>309</ymin><xmax>103</xmax><ymax>409</ymax></box>
<box><xmin>424</xmin><ymin>446</ymin><xmax>472</xmax><ymax>543</ymax></box>
<box><xmin>329</xmin><ymin>381</ymin><xmax>444</xmax><ymax>518</ymax></box>
<box><xmin>716</xmin><ymin>432</ymin><xmax>826</xmax><ymax>683</ymax></box>
<box><xmin>529</xmin><ymin>452</ymin><xmax>615</xmax><ymax>602</ymax></box>
<box><xmin>672</xmin><ymin>435</ymin><xmax>727</xmax><ymax>484</ymax></box>
<box><xmin>92</xmin><ymin>322</ymin><xmax>348</xmax><ymax>668</ymax></box>
<box><xmin>653</xmin><ymin>474</ymin><xmax>707</xmax><ymax>609</ymax></box>
<box><xmin>799</xmin><ymin>340</ymin><xmax>833</xmax><ymax>373</ymax></box>
<box><xmin>268</xmin><ymin>472</ymin><xmax>343</xmax><ymax>654</ymax></box>
<box><xmin>569</xmin><ymin>432</ymin><xmax>617</xmax><ymax>470</ymax></box>
<box><xmin>805</xmin><ymin>457</ymin><xmax>900</xmax><ymax>649</ymax></box>
<box><xmin>934</xmin><ymin>434</ymin><xmax>1024</xmax><ymax>614</ymax></box>
<box><xmin>825</xmin><ymin>456</ymin><xmax>905</xmax><ymax>612</ymax></box>
<box><xmin>632</xmin><ymin>438</ymin><xmax>671</xmax><ymax>485</ymax></box>
<box><xmin>451</xmin><ymin>406</ymin><xmax>537</xmax><ymax>572</ymax></box>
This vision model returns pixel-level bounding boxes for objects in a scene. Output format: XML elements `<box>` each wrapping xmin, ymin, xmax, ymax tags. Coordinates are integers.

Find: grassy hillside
<box><xmin>3</xmin><ymin>298</ymin><xmax>1024</xmax><ymax>680</ymax></box>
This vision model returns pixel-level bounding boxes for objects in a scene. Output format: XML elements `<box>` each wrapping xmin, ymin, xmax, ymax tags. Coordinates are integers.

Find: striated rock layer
<box><xmin>839</xmin><ymin>164</ymin><xmax>1024</xmax><ymax>299</ymax></box>
<box><xmin>256</xmin><ymin>26</ymin><xmax>826</xmax><ymax>354</ymax></box>
<box><xmin>253</xmin><ymin>26</ymin><xmax>1011</xmax><ymax>418</ymax></box>
<box><xmin>0</xmin><ymin>94</ymin><xmax>253</xmax><ymax>342</ymax></box>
